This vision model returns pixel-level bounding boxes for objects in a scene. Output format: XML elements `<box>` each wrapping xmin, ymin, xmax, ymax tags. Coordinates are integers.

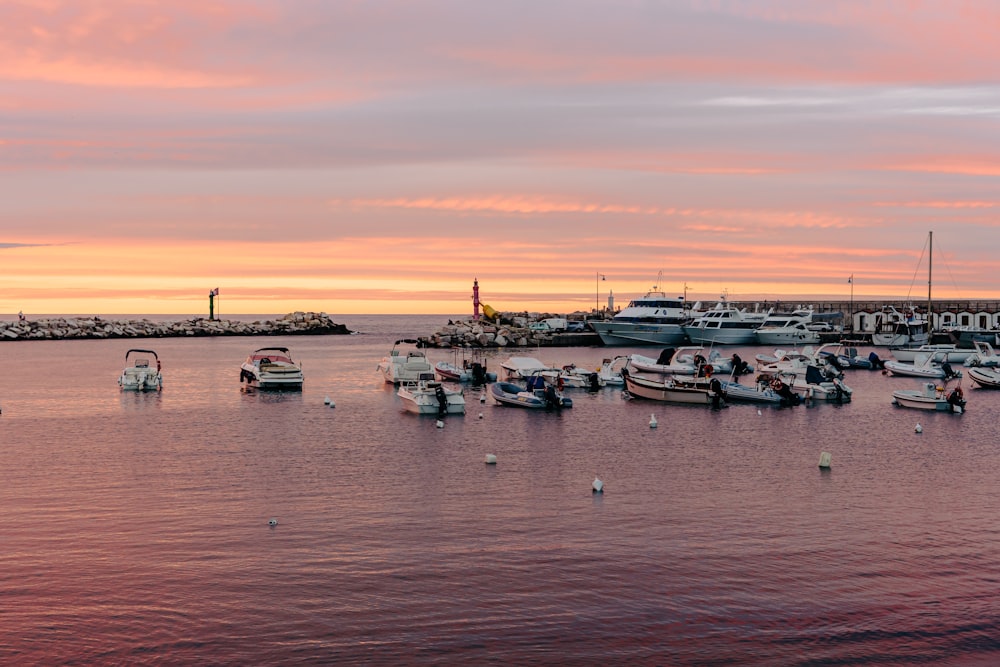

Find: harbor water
<box><xmin>2</xmin><ymin>314</ymin><xmax>1000</xmax><ymax>665</ymax></box>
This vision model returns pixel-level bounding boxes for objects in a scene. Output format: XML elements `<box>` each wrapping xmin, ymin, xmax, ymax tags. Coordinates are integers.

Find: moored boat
<box><xmin>589</xmin><ymin>277</ymin><xmax>692</xmax><ymax>346</ymax></box>
<box><xmin>118</xmin><ymin>348</ymin><xmax>163</xmax><ymax>391</ymax></box>
<box><xmin>754</xmin><ymin>308</ymin><xmax>821</xmax><ymax>346</ymax></box>
<box><xmin>884</xmin><ymin>351</ymin><xmax>963</xmax><ymax>380</ymax></box>
<box><xmin>967</xmin><ymin>366</ymin><xmax>1000</xmax><ymax>389</ymax></box>
<box><xmin>378</xmin><ymin>339</ymin><xmax>433</xmax><ymax>385</ymax></box>
<box><xmin>621</xmin><ymin>368</ymin><xmax>726</xmax><ymax>406</ymax></box>
<box><xmin>397</xmin><ymin>374</ymin><xmax>466</xmax><ymax>415</ymax></box>
<box><xmin>683</xmin><ymin>297</ymin><xmax>770</xmax><ymax>345</ymax></box>
<box><xmin>240</xmin><ymin>346</ymin><xmax>304</xmax><ymax>390</ymax></box>
<box><xmin>490</xmin><ymin>376</ymin><xmax>572</xmax><ymax>409</ymax></box>
<box><xmin>892</xmin><ymin>382</ymin><xmax>966</xmax><ymax>412</ymax></box>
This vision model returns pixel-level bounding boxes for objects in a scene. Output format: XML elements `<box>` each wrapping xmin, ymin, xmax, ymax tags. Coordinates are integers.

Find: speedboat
<box><xmin>596</xmin><ymin>356</ymin><xmax>628</xmax><ymax>386</ymax></box>
<box><xmin>490</xmin><ymin>376</ymin><xmax>572</xmax><ymax>409</ymax></box>
<box><xmin>377</xmin><ymin>339</ymin><xmax>433</xmax><ymax>384</ymax></box>
<box><xmin>621</xmin><ymin>368</ymin><xmax>726</xmax><ymax>406</ymax></box>
<box><xmin>893</xmin><ymin>382</ymin><xmax>966</xmax><ymax>412</ymax></box>
<box><xmin>118</xmin><ymin>348</ymin><xmax>163</xmax><ymax>391</ymax></box>
<box><xmin>673</xmin><ymin>374</ymin><xmax>801</xmax><ymax>406</ymax></box>
<box><xmin>240</xmin><ymin>346</ymin><xmax>304</xmax><ymax>390</ymax></box>
<box><xmin>967</xmin><ymin>366</ymin><xmax>1000</xmax><ymax>389</ymax></box>
<box><xmin>545</xmin><ymin>364</ymin><xmax>606</xmax><ymax>390</ymax></box>
<box><xmin>884</xmin><ymin>351</ymin><xmax>962</xmax><ymax>380</ymax></box>
<box><xmin>754</xmin><ymin>309</ymin><xmax>822</xmax><ymax>346</ymax></box>
<box><xmin>397</xmin><ymin>373</ymin><xmax>466</xmax><ymax>415</ymax></box>
<box><xmin>433</xmin><ymin>349</ymin><xmax>496</xmax><ymax>384</ymax></box>
<box><xmin>763</xmin><ymin>366</ymin><xmax>851</xmax><ymax>403</ymax></box>
<box><xmin>683</xmin><ymin>297</ymin><xmax>770</xmax><ymax>345</ymax></box>
<box><xmin>589</xmin><ymin>278</ymin><xmax>692</xmax><ymax>346</ymax></box>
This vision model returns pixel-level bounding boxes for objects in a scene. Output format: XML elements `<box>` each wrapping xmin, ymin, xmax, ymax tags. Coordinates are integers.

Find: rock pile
<box><xmin>420</xmin><ymin>312</ymin><xmax>595</xmax><ymax>348</ymax></box>
<box><xmin>0</xmin><ymin>312</ymin><xmax>351</xmax><ymax>341</ymax></box>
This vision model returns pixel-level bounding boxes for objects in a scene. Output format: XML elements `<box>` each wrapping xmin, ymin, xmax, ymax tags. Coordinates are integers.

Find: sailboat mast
<box><xmin>928</xmin><ymin>230</ymin><xmax>933</xmax><ymax>334</ymax></box>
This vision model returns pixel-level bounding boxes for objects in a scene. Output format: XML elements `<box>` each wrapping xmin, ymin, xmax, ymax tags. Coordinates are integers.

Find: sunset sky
<box><xmin>2</xmin><ymin>0</ymin><xmax>999</xmax><ymax>316</ymax></box>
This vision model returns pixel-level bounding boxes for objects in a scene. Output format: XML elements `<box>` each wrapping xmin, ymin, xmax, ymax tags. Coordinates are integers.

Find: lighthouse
<box><xmin>472</xmin><ymin>278</ymin><xmax>481</xmax><ymax>319</ymax></box>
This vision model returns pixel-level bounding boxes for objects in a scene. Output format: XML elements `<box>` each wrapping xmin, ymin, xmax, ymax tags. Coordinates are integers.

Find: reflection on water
<box><xmin>2</xmin><ymin>315</ymin><xmax>1000</xmax><ymax>664</ymax></box>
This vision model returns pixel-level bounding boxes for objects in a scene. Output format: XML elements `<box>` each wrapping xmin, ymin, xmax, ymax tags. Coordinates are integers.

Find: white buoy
<box><xmin>485</xmin><ymin>453</ymin><xmax>497</xmax><ymax>464</ymax></box>
<box><xmin>324</xmin><ymin>396</ymin><xmax>331</xmax><ymax>405</ymax></box>
<box><xmin>818</xmin><ymin>451</ymin><xmax>832</xmax><ymax>469</ymax></box>
<box><xmin>268</xmin><ymin>518</ymin><xmax>278</xmax><ymax>526</ymax></box>
<box><xmin>915</xmin><ymin>423</ymin><xmax>923</xmax><ymax>433</ymax></box>
<box><xmin>436</xmin><ymin>419</ymin><xmax>444</xmax><ymax>428</ymax></box>
<box><xmin>478</xmin><ymin>412</ymin><xmax>484</xmax><ymax>419</ymax></box>
<box><xmin>649</xmin><ymin>414</ymin><xmax>657</xmax><ymax>428</ymax></box>
<box><xmin>592</xmin><ymin>477</ymin><xmax>604</xmax><ymax>493</ymax></box>
<box><xmin>757</xmin><ymin>409</ymin><xmax>762</xmax><ymax>416</ymax></box>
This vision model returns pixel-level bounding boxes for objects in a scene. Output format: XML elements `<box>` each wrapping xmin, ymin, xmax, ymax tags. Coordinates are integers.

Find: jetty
<box><xmin>0</xmin><ymin>312</ymin><xmax>351</xmax><ymax>341</ymax></box>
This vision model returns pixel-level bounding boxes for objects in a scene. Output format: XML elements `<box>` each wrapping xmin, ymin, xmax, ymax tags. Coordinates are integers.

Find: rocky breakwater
<box><xmin>0</xmin><ymin>312</ymin><xmax>352</xmax><ymax>341</ymax></box>
<box><xmin>420</xmin><ymin>313</ymin><xmax>599</xmax><ymax>348</ymax></box>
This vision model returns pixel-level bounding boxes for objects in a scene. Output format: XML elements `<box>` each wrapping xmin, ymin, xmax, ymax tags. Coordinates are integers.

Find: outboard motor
<box><xmin>774</xmin><ymin>381</ymin><xmax>800</xmax><ymax>406</ymax></box>
<box><xmin>435</xmin><ymin>384</ymin><xmax>448</xmax><ymax>416</ymax></box>
<box><xmin>947</xmin><ymin>387</ymin><xmax>965</xmax><ymax>413</ymax></box>
<box><xmin>544</xmin><ymin>385</ymin><xmax>560</xmax><ymax>410</ymax></box>
<box><xmin>868</xmin><ymin>351</ymin><xmax>885</xmax><ymax>370</ymax></box>
<box><xmin>470</xmin><ymin>362</ymin><xmax>487</xmax><ymax>385</ymax></box>
<box><xmin>588</xmin><ymin>372</ymin><xmax>601</xmax><ymax>391</ymax></box>
<box><xmin>709</xmin><ymin>378</ymin><xmax>725</xmax><ymax>409</ymax></box>
<box><xmin>941</xmin><ymin>362</ymin><xmax>956</xmax><ymax>380</ymax></box>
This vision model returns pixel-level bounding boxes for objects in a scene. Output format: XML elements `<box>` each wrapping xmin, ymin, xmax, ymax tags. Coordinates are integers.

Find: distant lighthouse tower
<box><xmin>472</xmin><ymin>278</ymin><xmax>481</xmax><ymax>319</ymax></box>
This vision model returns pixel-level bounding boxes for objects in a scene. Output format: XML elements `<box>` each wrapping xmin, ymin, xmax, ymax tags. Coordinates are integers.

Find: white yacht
<box><xmin>871</xmin><ymin>305</ymin><xmax>929</xmax><ymax>347</ymax></box>
<box><xmin>589</xmin><ymin>282</ymin><xmax>692</xmax><ymax>346</ymax></box>
<box><xmin>683</xmin><ymin>297</ymin><xmax>770</xmax><ymax>345</ymax></box>
<box><xmin>754</xmin><ymin>309</ymin><xmax>821</xmax><ymax>346</ymax></box>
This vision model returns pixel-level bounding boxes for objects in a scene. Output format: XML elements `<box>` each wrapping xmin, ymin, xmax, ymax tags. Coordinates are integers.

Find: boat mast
<box><xmin>928</xmin><ymin>231</ymin><xmax>933</xmax><ymax>334</ymax></box>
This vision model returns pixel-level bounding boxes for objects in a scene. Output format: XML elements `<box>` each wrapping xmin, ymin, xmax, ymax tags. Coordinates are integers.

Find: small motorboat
<box><xmin>963</xmin><ymin>341</ymin><xmax>1000</xmax><ymax>368</ymax></box>
<box><xmin>621</xmin><ymin>368</ymin><xmax>726</xmax><ymax>407</ymax></box>
<box><xmin>676</xmin><ymin>374</ymin><xmax>802</xmax><ymax>406</ymax></box>
<box><xmin>433</xmin><ymin>349</ymin><xmax>497</xmax><ymax>384</ymax></box>
<box><xmin>118</xmin><ymin>348</ymin><xmax>163</xmax><ymax>391</ymax></box>
<box><xmin>398</xmin><ymin>374</ymin><xmax>466</xmax><ymax>415</ymax></box>
<box><xmin>967</xmin><ymin>366</ymin><xmax>1000</xmax><ymax>389</ymax></box>
<box><xmin>240</xmin><ymin>346</ymin><xmax>304</xmax><ymax>390</ymax></box>
<box><xmin>893</xmin><ymin>382</ymin><xmax>966</xmax><ymax>412</ymax></box>
<box><xmin>490</xmin><ymin>376</ymin><xmax>572</xmax><ymax>409</ymax></box>
<box><xmin>628</xmin><ymin>346</ymin><xmax>746</xmax><ymax>376</ymax></box>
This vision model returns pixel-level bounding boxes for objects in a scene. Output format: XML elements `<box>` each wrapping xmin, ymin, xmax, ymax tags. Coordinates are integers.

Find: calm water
<box><xmin>2</xmin><ymin>314</ymin><xmax>1000</xmax><ymax>665</ymax></box>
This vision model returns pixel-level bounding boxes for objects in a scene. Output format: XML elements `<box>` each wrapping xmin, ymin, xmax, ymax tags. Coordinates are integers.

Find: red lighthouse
<box><xmin>472</xmin><ymin>278</ymin><xmax>481</xmax><ymax>319</ymax></box>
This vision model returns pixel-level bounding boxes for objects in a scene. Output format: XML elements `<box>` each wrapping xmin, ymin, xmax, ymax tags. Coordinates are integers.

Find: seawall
<box><xmin>0</xmin><ymin>312</ymin><xmax>351</xmax><ymax>341</ymax></box>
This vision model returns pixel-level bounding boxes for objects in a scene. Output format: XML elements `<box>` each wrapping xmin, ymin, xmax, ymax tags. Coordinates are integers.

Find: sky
<box><xmin>1</xmin><ymin>0</ymin><xmax>999</xmax><ymax>316</ymax></box>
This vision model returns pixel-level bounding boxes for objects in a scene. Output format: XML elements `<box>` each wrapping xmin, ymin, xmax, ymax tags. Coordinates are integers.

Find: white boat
<box><xmin>240</xmin><ymin>346</ymin><xmax>304</xmax><ymax>390</ymax></box>
<box><xmin>628</xmin><ymin>346</ymin><xmax>745</xmax><ymax>376</ymax></box>
<box><xmin>754</xmin><ymin>309</ymin><xmax>821</xmax><ymax>346</ymax></box>
<box><xmin>596</xmin><ymin>356</ymin><xmax>628</xmax><ymax>386</ymax></box>
<box><xmin>884</xmin><ymin>351</ymin><xmax>963</xmax><ymax>380</ymax></box>
<box><xmin>756</xmin><ymin>344</ymin><xmax>847</xmax><ymax>379</ymax></box>
<box><xmin>377</xmin><ymin>339</ymin><xmax>433</xmax><ymax>384</ymax></box>
<box><xmin>888</xmin><ymin>344</ymin><xmax>974</xmax><ymax>364</ymax></box>
<box><xmin>963</xmin><ymin>341</ymin><xmax>1000</xmax><ymax>368</ymax></box>
<box><xmin>968</xmin><ymin>366</ymin><xmax>1000</xmax><ymax>389</ymax></box>
<box><xmin>118</xmin><ymin>348</ymin><xmax>163</xmax><ymax>391</ymax></box>
<box><xmin>589</xmin><ymin>277</ymin><xmax>692</xmax><ymax>346</ymax></box>
<box><xmin>871</xmin><ymin>305</ymin><xmax>929</xmax><ymax>347</ymax></box>
<box><xmin>397</xmin><ymin>374</ymin><xmax>466</xmax><ymax>415</ymax></box>
<box><xmin>683</xmin><ymin>297</ymin><xmax>770</xmax><ymax>345</ymax></box>
<box><xmin>892</xmin><ymin>382</ymin><xmax>966</xmax><ymax>412</ymax></box>
<box><xmin>621</xmin><ymin>369</ymin><xmax>726</xmax><ymax>406</ymax></box>
<box><xmin>490</xmin><ymin>377</ymin><xmax>572</xmax><ymax>409</ymax></box>
<box><xmin>499</xmin><ymin>356</ymin><xmax>549</xmax><ymax>381</ymax></box>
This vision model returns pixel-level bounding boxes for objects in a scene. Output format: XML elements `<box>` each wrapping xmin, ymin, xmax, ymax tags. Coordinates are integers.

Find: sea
<box><xmin>2</xmin><ymin>314</ymin><xmax>1000</xmax><ymax>666</ymax></box>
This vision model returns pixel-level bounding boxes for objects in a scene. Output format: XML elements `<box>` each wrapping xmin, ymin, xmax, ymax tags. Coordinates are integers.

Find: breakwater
<box><xmin>420</xmin><ymin>313</ymin><xmax>599</xmax><ymax>348</ymax></box>
<box><xmin>0</xmin><ymin>312</ymin><xmax>351</xmax><ymax>341</ymax></box>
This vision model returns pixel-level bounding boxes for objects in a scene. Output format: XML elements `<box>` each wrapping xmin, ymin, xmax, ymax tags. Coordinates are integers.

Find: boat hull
<box><xmin>623</xmin><ymin>372</ymin><xmax>722</xmax><ymax>405</ymax></box>
<box><xmin>119</xmin><ymin>371</ymin><xmax>162</xmax><ymax>391</ymax></box>
<box><xmin>590</xmin><ymin>321</ymin><xmax>689</xmax><ymax>346</ymax></box>
<box><xmin>683</xmin><ymin>327</ymin><xmax>759</xmax><ymax>346</ymax></box>
<box><xmin>968</xmin><ymin>367</ymin><xmax>1000</xmax><ymax>389</ymax></box>
<box><xmin>398</xmin><ymin>383</ymin><xmax>466</xmax><ymax>415</ymax></box>
<box><xmin>489</xmin><ymin>382</ymin><xmax>572</xmax><ymax>409</ymax></box>
<box><xmin>892</xmin><ymin>391</ymin><xmax>964</xmax><ymax>412</ymax></box>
